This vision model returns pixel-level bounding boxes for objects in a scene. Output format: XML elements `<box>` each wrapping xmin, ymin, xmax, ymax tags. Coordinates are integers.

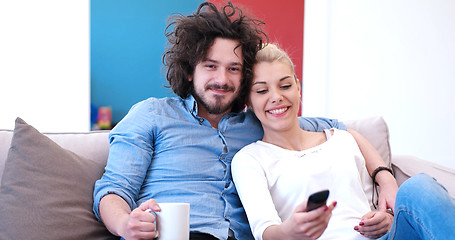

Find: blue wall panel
<box><xmin>91</xmin><ymin>0</ymin><xmax>204</xmax><ymax>124</ymax></box>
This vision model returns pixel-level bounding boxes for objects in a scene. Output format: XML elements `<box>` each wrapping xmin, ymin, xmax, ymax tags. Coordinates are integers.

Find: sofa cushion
<box><xmin>0</xmin><ymin>118</ymin><xmax>118</xmax><ymax>240</ymax></box>
<box><xmin>344</xmin><ymin>116</ymin><xmax>392</xmax><ymax>168</ymax></box>
<box><xmin>0</xmin><ymin>129</ymin><xmax>13</xmax><ymax>182</ymax></box>
<box><xmin>0</xmin><ymin>126</ymin><xmax>110</xmax><ymax>187</ymax></box>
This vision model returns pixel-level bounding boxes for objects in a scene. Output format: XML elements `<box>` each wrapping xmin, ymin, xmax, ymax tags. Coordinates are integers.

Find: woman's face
<box><xmin>249</xmin><ymin>61</ymin><xmax>301</xmax><ymax>132</ymax></box>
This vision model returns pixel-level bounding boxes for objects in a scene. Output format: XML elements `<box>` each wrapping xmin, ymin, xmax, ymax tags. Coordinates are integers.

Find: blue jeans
<box><xmin>380</xmin><ymin>173</ymin><xmax>455</xmax><ymax>240</ymax></box>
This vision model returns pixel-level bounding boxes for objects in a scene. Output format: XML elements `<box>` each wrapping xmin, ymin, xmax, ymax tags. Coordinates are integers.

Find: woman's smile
<box><xmin>267</xmin><ymin>106</ymin><xmax>289</xmax><ymax>115</ymax></box>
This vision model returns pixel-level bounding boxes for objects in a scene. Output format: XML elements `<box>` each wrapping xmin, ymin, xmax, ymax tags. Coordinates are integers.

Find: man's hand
<box><xmin>354</xmin><ymin>211</ymin><xmax>393</xmax><ymax>238</ymax></box>
<box><xmin>99</xmin><ymin>195</ymin><xmax>161</xmax><ymax>240</ymax></box>
<box><xmin>121</xmin><ymin>199</ymin><xmax>161</xmax><ymax>240</ymax></box>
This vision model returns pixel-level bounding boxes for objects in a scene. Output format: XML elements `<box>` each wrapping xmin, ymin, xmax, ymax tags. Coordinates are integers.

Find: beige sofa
<box><xmin>0</xmin><ymin>116</ymin><xmax>454</xmax><ymax>240</ymax></box>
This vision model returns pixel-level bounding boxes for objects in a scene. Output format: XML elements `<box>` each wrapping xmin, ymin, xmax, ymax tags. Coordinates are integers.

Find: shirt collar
<box><xmin>183</xmin><ymin>94</ymin><xmax>198</xmax><ymax>116</ymax></box>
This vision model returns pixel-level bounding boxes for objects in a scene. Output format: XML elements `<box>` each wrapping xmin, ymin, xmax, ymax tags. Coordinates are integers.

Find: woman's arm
<box><xmin>348</xmin><ymin>129</ymin><xmax>398</xmax><ymax>211</ymax></box>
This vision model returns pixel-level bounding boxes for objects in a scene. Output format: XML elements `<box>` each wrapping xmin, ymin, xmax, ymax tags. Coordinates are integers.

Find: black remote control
<box><xmin>306</xmin><ymin>189</ymin><xmax>330</xmax><ymax>212</ymax></box>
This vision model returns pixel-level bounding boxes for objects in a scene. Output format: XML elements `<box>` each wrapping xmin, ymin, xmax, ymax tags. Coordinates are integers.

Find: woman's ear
<box><xmin>295</xmin><ymin>76</ymin><xmax>302</xmax><ymax>94</ymax></box>
<box><xmin>298</xmin><ymin>81</ymin><xmax>301</xmax><ymax>93</ymax></box>
<box><xmin>246</xmin><ymin>99</ymin><xmax>253</xmax><ymax>111</ymax></box>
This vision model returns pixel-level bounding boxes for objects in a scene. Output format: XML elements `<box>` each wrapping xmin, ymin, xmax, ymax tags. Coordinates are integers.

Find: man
<box><xmin>93</xmin><ymin>2</ymin><xmax>396</xmax><ymax>240</ymax></box>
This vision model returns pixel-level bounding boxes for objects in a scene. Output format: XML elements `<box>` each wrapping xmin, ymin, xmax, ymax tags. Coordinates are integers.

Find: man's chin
<box><xmin>193</xmin><ymin>91</ymin><xmax>237</xmax><ymax>114</ymax></box>
<box><xmin>206</xmin><ymin>103</ymin><xmax>232</xmax><ymax>115</ymax></box>
<box><xmin>202</xmin><ymin>98</ymin><xmax>235</xmax><ymax>114</ymax></box>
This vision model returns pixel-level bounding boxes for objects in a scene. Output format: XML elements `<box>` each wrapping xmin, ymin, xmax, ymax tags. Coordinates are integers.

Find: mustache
<box><xmin>206</xmin><ymin>83</ymin><xmax>235</xmax><ymax>92</ymax></box>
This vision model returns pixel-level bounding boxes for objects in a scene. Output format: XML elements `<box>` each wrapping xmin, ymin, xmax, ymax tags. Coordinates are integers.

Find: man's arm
<box><xmin>298</xmin><ymin>117</ymin><xmax>346</xmax><ymax>132</ymax></box>
<box><xmin>99</xmin><ymin>194</ymin><xmax>160</xmax><ymax>240</ymax></box>
<box><xmin>92</xmin><ymin>100</ymin><xmax>161</xmax><ymax>239</ymax></box>
<box><xmin>99</xmin><ymin>194</ymin><xmax>132</xmax><ymax>237</ymax></box>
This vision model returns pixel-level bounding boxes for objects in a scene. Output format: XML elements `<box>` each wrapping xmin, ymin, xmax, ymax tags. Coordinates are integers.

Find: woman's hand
<box><xmin>263</xmin><ymin>201</ymin><xmax>337</xmax><ymax>240</ymax></box>
<box><xmin>376</xmin><ymin>171</ymin><xmax>399</xmax><ymax>211</ymax></box>
<box><xmin>354</xmin><ymin>211</ymin><xmax>393</xmax><ymax>238</ymax></box>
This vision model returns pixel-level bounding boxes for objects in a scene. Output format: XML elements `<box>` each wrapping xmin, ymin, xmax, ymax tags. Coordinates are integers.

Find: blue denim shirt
<box><xmin>93</xmin><ymin>95</ymin><xmax>345</xmax><ymax>240</ymax></box>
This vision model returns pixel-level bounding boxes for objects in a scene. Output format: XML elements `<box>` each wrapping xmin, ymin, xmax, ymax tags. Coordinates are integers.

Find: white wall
<box><xmin>303</xmin><ymin>0</ymin><xmax>455</xmax><ymax>169</ymax></box>
<box><xmin>0</xmin><ymin>1</ymin><xmax>90</xmax><ymax>132</ymax></box>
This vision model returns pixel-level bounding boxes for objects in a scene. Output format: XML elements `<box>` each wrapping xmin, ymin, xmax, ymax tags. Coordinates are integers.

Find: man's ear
<box><xmin>188</xmin><ymin>75</ymin><xmax>193</xmax><ymax>82</ymax></box>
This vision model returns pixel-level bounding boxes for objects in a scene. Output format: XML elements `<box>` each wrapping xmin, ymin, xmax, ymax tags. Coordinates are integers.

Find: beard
<box><xmin>192</xmin><ymin>84</ymin><xmax>237</xmax><ymax>114</ymax></box>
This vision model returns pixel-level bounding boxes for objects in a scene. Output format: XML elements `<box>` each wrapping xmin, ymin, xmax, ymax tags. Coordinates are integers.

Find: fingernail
<box><xmin>333</xmin><ymin>201</ymin><xmax>338</xmax><ymax>207</ymax></box>
<box><xmin>359</xmin><ymin>222</ymin><xmax>364</xmax><ymax>226</ymax></box>
<box><xmin>323</xmin><ymin>206</ymin><xmax>329</xmax><ymax>211</ymax></box>
<box><xmin>354</xmin><ymin>226</ymin><xmax>359</xmax><ymax>231</ymax></box>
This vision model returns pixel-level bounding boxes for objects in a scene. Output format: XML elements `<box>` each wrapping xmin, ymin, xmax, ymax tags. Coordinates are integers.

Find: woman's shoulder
<box><xmin>331</xmin><ymin>128</ymin><xmax>355</xmax><ymax>140</ymax></box>
<box><xmin>235</xmin><ymin>141</ymin><xmax>263</xmax><ymax>157</ymax></box>
<box><xmin>233</xmin><ymin>141</ymin><xmax>277</xmax><ymax>163</ymax></box>
<box><xmin>326</xmin><ymin>128</ymin><xmax>361</xmax><ymax>152</ymax></box>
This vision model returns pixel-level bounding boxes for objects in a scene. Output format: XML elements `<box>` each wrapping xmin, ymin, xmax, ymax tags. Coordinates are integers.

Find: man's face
<box><xmin>190</xmin><ymin>38</ymin><xmax>243</xmax><ymax>115</ymax></box>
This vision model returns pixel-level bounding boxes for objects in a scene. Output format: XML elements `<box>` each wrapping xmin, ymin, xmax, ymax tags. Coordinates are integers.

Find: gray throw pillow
<box><xmin>0</xmin><ymin>118</ymin><xmax>118</xmax><ymax>240</ymax></box>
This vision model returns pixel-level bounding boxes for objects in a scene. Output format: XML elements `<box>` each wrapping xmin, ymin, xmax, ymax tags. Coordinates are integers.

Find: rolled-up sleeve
<box><xmin>93</xmin><ymin>101</ymin><xmax>155</xmax><ymax>221</ymax></box>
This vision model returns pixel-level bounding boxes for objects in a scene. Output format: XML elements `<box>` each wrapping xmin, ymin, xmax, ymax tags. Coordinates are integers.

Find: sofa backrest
<box><xmin>0</xmin><ymin>129</ymin><xmax>110</xmax><ymax>185</ymax></box>
<box><xmin>1</xmin><ymin>116</ymin><xmax>392</xmax><ymax>186</ymax></box>
<box><xmin>344</xmin><ymin>116</ymin><xmax>392</xmax><ymax>168</ymax></box>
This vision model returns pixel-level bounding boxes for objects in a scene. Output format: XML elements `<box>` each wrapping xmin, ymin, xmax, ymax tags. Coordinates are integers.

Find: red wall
<box><xmin>208</xmin><ymin>0</ymin><xmax>304</xmax><ymax>82</ymax></box>
<box><xmin>208</xmin><ymin>0</ymin><xmax>305</xmax><ymax>114</ymax></box>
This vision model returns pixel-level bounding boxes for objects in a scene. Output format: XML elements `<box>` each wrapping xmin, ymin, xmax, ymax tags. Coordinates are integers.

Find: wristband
<box><xmin>371</xmin><ymin>166</ymin><xmax>393</xmax><ymax>209</ymax></box>
<box><xmin>372</xmin><ymin>166</ymin><xmax>393</xmax><ymax>183</ymax></box>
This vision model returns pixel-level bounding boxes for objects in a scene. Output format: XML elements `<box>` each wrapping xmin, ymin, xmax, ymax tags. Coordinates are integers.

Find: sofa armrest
<box><xmin>392</xmin><ymin>155</ymin><xmax>455</xmax><ymax>200</ymax></box>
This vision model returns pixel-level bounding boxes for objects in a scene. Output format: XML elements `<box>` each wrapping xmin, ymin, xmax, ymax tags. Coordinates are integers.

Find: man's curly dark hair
<box><xmin>162</xmin><ymin>1</ymin><xmax>267</xmax><ymax>113</ymax></box>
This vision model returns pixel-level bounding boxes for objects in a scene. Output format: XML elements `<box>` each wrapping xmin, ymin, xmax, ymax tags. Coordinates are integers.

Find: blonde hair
<box><xmin>255</xmin><ymin>43</ymin><xmax>297</xmax><ymax>79</ymax></box>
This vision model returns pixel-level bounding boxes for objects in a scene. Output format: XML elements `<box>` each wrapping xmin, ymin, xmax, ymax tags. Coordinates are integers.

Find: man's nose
<box><xmin>214</xmin><ymin>68</ymin><xmax>228</xmax><ymax>84</ymax></box>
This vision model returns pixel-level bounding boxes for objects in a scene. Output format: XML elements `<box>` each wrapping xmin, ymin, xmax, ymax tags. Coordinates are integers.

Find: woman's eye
<box><xmin>281</xmin><ymin>84</ymin><xmax>292</xmax><ymax>89</ymax></box>
<box><xmin>256</xmin><ymin>89</ymin><xmax>267</xmax><ymax>94</ymax></box>
<box><xmin>229</xmin><ymin>67</ymin><xmax>241</xmax><ymax>72</ymax></box>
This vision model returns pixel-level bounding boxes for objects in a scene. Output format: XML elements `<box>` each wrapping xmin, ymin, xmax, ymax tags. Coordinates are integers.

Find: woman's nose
<box><xmin>270</xmin><ymin>90</ymin><xmax>283</xmax><ymax>103</ymax></box>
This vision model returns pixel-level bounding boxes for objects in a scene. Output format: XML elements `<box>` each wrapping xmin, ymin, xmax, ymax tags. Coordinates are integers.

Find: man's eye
<box><xmin>229</xmin><ymin>67</ymin><xmax>241</xmax><ymax>72</ymax></box>
<box><xmin>206</xmin><ymin>65</ymin><xmax>216</xmax><ymax>69</ymax></box>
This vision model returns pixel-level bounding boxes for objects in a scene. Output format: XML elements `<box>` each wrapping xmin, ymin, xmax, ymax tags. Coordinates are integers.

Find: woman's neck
<box><xmin>262</xmin><ymin>124</ymin><xmax>327</xmax><ymax>151</ymax></box>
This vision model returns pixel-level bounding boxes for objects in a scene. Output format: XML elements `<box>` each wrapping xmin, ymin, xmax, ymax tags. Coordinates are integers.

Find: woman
<box><xmin>232</xmin><ymin>43</ymin><xmax>455</xmax><ymax>240</ymax></box>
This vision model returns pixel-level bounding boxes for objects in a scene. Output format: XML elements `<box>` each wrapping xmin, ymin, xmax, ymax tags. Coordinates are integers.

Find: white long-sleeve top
<box><xmin>232</xmin><ymin>129</ymin><xmax>374</xmax><ymax>240</ymax></box>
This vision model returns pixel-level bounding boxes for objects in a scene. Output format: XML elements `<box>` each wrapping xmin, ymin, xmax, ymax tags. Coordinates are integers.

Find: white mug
<box><xmin>156</xmin><ymin>202</ymin><xmax>190</xmax><ymax>240</ymax></box>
